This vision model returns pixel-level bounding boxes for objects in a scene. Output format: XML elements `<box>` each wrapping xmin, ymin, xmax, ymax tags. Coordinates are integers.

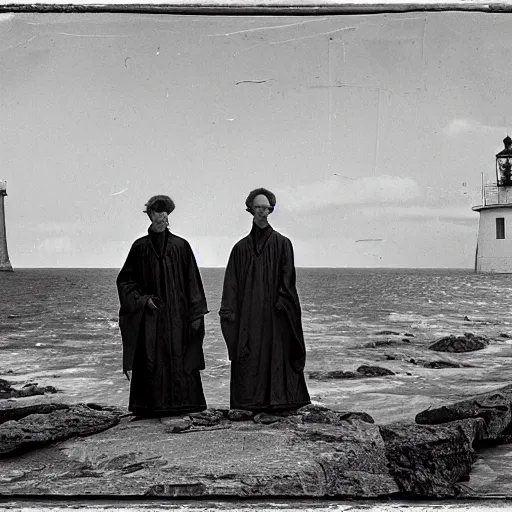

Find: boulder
<box><xmin>189</xmin><ymin>410</ymin><xmax>222</xmax><ymax>427</ymax></box>
<box><xmin>379</xmin><ymin>418</ymin><xmax>485</xmax><ymax>497</ymax></box>
<box><xmin>0</xmin><ymin>403</ymin><xmax>122</xmax><ymax>457</ymax></box>
<box><xmin>300</xmin><ymin>408</ymin><xmax>374</xmax><ymax>425</ymax></box>
<box><xmin>309</xmin><ymin>370</ymin><xmax>359</xmax><ymax>380</ymax></box>
<box><xmin>228</xmin><ymin>409</ymin><xmax>254</xmax><ymax>421</ymax></box>
<box><xmin>309</xmin><ymin>366</ymin><xmax>394</xmax><ymax>380</ymax></box>
<box><xmin>363</xmin><ymin>339</ymin><xmax>400</xmax><ymax>348</ymax></box>
<box><xmin>428</xmin><ymin>333</ymin><xmax>489</xmax><ymax>353</ymax></box>
<box><xmin>356</xmin><ymin>365</ymin><xmax>395</xmax><ymax>377</ymax></box>
<box><xmin>415</xmin><ymin>391</ymin><xmax>512</xmax><ymax>443</ymax></box>
<box><xmin>384</xmin><ymin>353</ymin><xmax>418</xmax><ymax>364</ymax></box>
<box><xmin>421</xmin><ymin>360</ymin><xmax>473</xmax><ymax>369</ymax></box>
<box><xmin>253</xmin><ymin>412</ymin><xmax>281</xmax><ymax>425</ymax></box>
<box><xmin>0</xmin><ymin>395</ymin><xmax>68</xmax><ymax>424</ymax></box>
<box><xmin>0</xmin><ymin>379</ymin><xmax>57</xmax><ymax>400</ymax></box>
<box><xmin>161</xmin><ymin>416</ymin><xmax>193</xmax><ymax>433</ymax></box>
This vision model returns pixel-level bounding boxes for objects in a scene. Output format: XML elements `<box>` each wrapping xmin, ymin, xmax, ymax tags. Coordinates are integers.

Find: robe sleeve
<box><xmin>183</xmin><ymin>241</ymin><xmax>209</xmax><ymax>372</ymax></box>
<box><xmin>184</xmin><ymin>241</ymin><xmax>209</xmax><ymax>322</ymax></box>
<box><xmin>116</xmin><ymin>243</ymin><xmax>152</xmax><ymax>372</ymax></box>
<box><xmin>275</xmin><ymin>238</ymin><xmax>307</xmax><ymax>372</ymax></box>
<box><xmin>219</xmin><ymin>247</ymin><xmax>239</xmax><ymax>361</ymax></box>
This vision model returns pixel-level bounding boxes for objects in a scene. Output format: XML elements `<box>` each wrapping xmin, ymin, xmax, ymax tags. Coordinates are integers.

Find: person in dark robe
<box><xmin>116</xmin><ymin>195</ymin><xmax>209</xmax><ymax>417</ymax></box>
<box><xmin>219</xmin><ymin>187</ymin><xmax>311</xmax><ymax>412</ymax></box>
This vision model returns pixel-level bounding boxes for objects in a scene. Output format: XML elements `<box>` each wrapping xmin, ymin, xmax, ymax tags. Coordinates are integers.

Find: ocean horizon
<box><xmin>2</xmin><ymin>267</ymin><xmax>512</xmax><ymax>424</ymax></box>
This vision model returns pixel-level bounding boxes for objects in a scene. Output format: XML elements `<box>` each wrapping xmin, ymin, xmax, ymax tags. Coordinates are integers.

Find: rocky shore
<box><xmin>2</xmin><ymin>371</ymin><xmax>512</xmax><ymax>499</ymax></box>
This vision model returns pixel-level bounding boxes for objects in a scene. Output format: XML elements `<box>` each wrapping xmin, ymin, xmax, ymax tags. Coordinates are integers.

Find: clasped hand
<box><xmin>147</xmin><ymin>297</ymin><xmax>161</xmax><ymax>310</ymax></box>
<box><xmin>191</xmin><ymin>318</ymin><xmax>202</xmax><ymax>331</ymax></box>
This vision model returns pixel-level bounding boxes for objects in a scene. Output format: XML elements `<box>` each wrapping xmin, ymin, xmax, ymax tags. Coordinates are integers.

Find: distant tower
<box><xmin>0</xmin><ymin>181</ymin><xmax>13</xmax><ymax>272</ymax></box>
<box><xmin>473</xmin><ymin>136</ymin><xmax>512</xmax><ymax>273</ymax></box>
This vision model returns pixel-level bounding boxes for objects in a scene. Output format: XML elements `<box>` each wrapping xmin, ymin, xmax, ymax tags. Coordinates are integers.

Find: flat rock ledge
<box><xmin>3</xmin><ymin>385</ymin><xmax>512</xmax><ymax>499</ymax></box>
<box><xmin>0</xmin><ymin>399</ymin><xmax>124</xmax><ymax>457</ymax></box>
<box><xmin>5</xmin><ymin>385</ymin><xmax>512</xmax><ymax>498</ymax></box>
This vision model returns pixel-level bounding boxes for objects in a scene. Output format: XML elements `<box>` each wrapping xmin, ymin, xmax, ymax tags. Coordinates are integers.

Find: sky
<box><xmin>0</xmin><ymin>10</ymin><xmax>509</xmax><ymax>268</ymax></box>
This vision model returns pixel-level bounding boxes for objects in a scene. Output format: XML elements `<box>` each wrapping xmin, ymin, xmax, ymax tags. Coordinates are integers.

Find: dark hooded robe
<box><xmin>219</xmin><ymin>223</ymin><xmax>311</xmax><ymax>411</ymax></box>
<box><xmin>117</xmin><ymin>228</ymin><xmax>209</xmax><ymax>416</ymax></box>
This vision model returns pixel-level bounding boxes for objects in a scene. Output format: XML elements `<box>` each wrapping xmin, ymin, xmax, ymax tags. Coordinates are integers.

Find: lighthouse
<box><xmin>473</xmin><ymin>136</ymin><xmax>512</xmax><ymax>273</ymax></box>
<box><xmin>0</xmin><ymin>181</ymin><xmax>13</xmax><ymax>272</ymax></box>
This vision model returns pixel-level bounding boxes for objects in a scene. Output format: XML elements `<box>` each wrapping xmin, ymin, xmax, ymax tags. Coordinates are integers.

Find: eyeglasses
<box><xmin>253</xmin><ymin>206</ymin><xmax>272</xmax><ymax>211</ymax></box>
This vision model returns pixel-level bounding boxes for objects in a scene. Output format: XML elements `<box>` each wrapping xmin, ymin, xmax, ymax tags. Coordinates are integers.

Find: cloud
<box><xmin>37</xmin><ymin>237</ymin><xmax>73</xmax><ymax>254</ymax></box>
<box><xmin>443</xmin><ymin>118</ymin><xmax>501</xmax><ymax>137</ymax></box>
<box><xmin>36</xmin><ymin>221</ymin><xmax>80</xmax><ymax>234</ymax></box>
<box><xmin>361</xmin><ymin>205</ymin><xmax>478</xmax><ymax>222</ymax></box>
<box><xmin>275</xmin><ymin>175</ymin><xmax>422</xmax><ymax>212</ymax></box>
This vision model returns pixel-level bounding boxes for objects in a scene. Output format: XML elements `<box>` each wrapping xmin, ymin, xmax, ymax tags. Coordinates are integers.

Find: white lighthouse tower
<box><xmin>473</xmin><ymin>136</ymin><xmax>512</xmax><ymax>273</ymax></box>
<box><xmin>0</xmin><ymin>180</ymin><xmax>13</xmax><ymax>272</ymax></box>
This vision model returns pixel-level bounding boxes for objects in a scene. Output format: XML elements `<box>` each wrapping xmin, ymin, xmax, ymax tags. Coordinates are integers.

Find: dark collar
<box><xmin>250</xmin><ymin>222</ymin><xmax>273</xmax><ymax>255</ymax></box>
<box><xmin>250</xmin><ymin>222</ymin><xmax>272</xmax><ymax>234</ymax></box>
<box><xmin>148</xmin><ymin>227</ymin><xmax>169</xmax><ymax>257</ymax></box>
<box><xmin>148</xmin><ymin>226</ymin><xmax>169</xmax><ymax>236</ymax></box>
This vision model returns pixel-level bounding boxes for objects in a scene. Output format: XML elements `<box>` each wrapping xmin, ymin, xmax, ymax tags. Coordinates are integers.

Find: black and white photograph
<box><xmin>1</xmin><ymin>4</ymin><xmax>512</xmax><ymax>510</ymax></box>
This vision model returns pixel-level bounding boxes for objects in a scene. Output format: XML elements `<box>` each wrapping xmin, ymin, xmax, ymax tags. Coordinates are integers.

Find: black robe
<box><xmin>219</xmin><ymin>223</ymin><xmax>311</xmax><ymax>411</ymax></box>
<box><xmin>117</xmin><ymin>228</ymin><xmax>209</xmax><ymax>416</ymax></box>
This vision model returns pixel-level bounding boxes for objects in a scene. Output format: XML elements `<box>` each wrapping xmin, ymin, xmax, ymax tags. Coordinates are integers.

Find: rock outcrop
<box><xmin>0</xmin><ymin>394</ymin><xmax>68</xmax><ymax>423</ymax></box>
<box><xmin>363</xmin><ymin>339</ymin><xmax>410</xmax><ymax>348</ymax></box>
<box><xmin>0</xmin><ymin>402</ymin><xmax>123</xmax><ymax>456</ymax></box>
<box><xmin>0</xmin><ymin>378</ymin><xmax>57</xmax><ymax>399</ymax></box>
<box><xmin>3</xmin><ymin>383</ymin><xmax>512</xmax><ymax>498</ymax></box>
<box><xmin>421</xmin><ymin>360</ymin><xmax>474</xmax><ymax>369</ymax></box>
<box><xmin>380</xmin><ymin>419</ymin><xmax>483</xmax><ymax>496</ymax></box>
<box><xmin>416</xmin><ymin>386</ymin><xmax>512</xmax><ymax>443</ymax></box>
<box><xmin>428</xmin><ymin>332</ymin><xmax>490</xmax><ymax>353</ymax></box>
<box><xmin>309</xmin><ymin>365</ymin><xmax>395</xmax><ymax>380</ymax></box>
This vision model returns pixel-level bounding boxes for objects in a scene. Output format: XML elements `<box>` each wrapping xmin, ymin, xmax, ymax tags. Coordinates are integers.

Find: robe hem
<box><xmin>129</xmin><ymin>405</ymin><xmax>207</xmax><ymax>417</ymax></box>
<box><xmin>229</xmin><ymin>400</ymin><xmax>311</xmax><ymax>412</ymax></box>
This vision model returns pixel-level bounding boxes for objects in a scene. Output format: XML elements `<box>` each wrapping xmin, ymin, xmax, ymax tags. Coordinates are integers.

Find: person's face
<box><xmin>149</xmin><ymin>210</ymin><xmax>169</xmax><ymax>232</ymax></box>
<box><xmin>252</xmin><ymin>194</ymin><xmax>272</xmax><ymax>222</ymax></box>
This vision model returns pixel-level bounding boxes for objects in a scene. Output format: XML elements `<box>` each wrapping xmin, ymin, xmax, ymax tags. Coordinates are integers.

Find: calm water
<box><xmin>2</xmin><ymin>268</ymin><xmax>512</xmax><ymax>422</ymax></box>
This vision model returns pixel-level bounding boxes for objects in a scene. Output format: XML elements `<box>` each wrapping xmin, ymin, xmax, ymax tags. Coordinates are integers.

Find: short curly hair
<box><xmin>144</xmin><ymin>195</ymin><xmax>175</xmax><ymax>217</ymax></box>
<box><xmin>245</xmin><ymin>188</ymin><xmax>276</xmax><ymax>214</ymax></box>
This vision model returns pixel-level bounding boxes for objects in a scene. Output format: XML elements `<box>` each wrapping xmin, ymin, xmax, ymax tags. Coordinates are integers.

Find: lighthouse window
<box><xmin>496</xmin><ymin>218</ymin><xmax>505</xmax><ymax>239</ymax></box>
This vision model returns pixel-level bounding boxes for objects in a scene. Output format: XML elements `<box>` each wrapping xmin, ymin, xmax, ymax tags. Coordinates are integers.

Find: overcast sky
<box><xmin>0</xmin><ymin>11</ymin><xmax>509</xmax><ymax>268</ymax></box>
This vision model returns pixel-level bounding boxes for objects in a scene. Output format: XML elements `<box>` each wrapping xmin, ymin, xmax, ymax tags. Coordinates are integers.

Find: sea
<box><xmin>2</xmin><ymin>268</ymin><xmax>512</xmax><ymax>424</ymax></box>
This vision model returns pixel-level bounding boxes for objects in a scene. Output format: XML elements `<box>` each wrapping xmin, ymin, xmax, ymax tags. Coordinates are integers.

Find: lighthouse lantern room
<box><xmin>473</xmin><ymin>136</ymin><xmax>512</xmax><ymax>273</ymax></box>
<box><xmin>497</xmin><ymin>136</ymin><xmax>512</xmax><ymax>187</ymax></box>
